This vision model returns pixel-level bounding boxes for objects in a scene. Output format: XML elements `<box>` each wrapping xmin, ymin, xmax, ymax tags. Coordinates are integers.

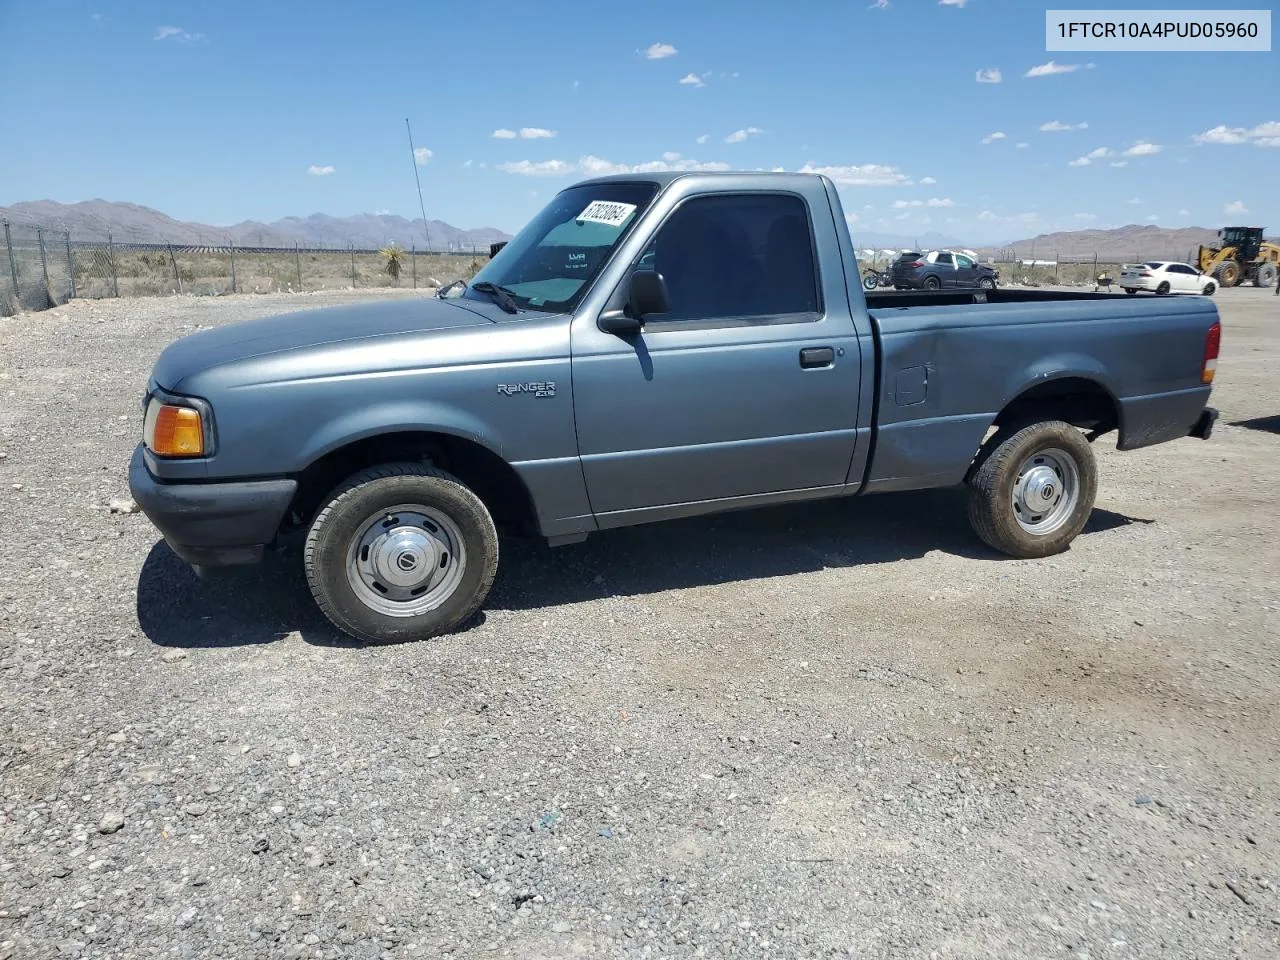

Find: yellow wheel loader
<box><xmin>1198</xmin><ymin>226</ymin><xmax>1279</xmax><ymax>287</ymax></box>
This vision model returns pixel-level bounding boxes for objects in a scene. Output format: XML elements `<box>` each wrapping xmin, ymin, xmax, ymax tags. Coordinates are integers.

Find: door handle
<box><xmin>799</xmin><ymin>346</ymin><xmax>835</xmax><ymax>368</ymax></box>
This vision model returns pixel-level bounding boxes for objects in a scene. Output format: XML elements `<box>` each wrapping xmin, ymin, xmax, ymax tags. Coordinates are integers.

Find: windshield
<box><xmin>460</xmin><ymin>181</ymin><xmax>659</xmax><ymax>313</ymax></box>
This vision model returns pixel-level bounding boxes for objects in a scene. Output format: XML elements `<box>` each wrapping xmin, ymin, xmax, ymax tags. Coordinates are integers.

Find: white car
<box><xmin>1119</xmin><ymin>261</ymin><xmax>1217</xmax><ymax>296</ymax></box>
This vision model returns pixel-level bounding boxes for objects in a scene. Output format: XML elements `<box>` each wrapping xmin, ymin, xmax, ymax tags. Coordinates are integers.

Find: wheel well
<box><xmin>285</xmin><ymin>431</ymin><xmax>539</xmax><ymax>537</ymax></box>
<box><xmin>992</xmin><ymin>377</ymin><xmax>1119</xmax><ymax>437</ymax></box>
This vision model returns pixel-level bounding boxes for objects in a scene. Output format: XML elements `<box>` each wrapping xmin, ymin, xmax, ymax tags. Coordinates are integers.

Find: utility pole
<box><xmin>405</xmin><ymin>118</ymin><xmax>434</xmax><ymax>253</ymax></box>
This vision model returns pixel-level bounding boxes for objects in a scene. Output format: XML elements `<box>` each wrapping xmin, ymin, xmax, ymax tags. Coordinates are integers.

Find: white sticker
<box><xmin>575</xmin><ymin>200</ymin><xmax>637</xmax><ymax>228</ymax></box>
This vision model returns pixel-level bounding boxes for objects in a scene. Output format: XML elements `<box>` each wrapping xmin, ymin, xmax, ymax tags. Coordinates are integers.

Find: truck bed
<box><xmin>858</xmin><ymin>289</ymin><xmax>1218</xmax><ymax>494</ymax></box>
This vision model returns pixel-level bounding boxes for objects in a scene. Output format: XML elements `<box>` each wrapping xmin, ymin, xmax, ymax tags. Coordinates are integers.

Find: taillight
<box><xmin>1139</xmin><ymin>271</ymin><xmax>1152</xmax><ymax>277</ymax></box>
<box><xmin>1202</xmin><ymin>320</ymin><xmax>1220</xmax><ymax>384</ymax></box>
<box><xmin>910</xmin><ymin>260</ymin><xmax>924</xmax><ymax>268</ymax></box>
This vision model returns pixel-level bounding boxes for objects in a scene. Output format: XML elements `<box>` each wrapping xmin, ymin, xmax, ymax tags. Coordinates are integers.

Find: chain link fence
<box><xmin>1</xmin><ymin>219</ymin><xmax>490</xmax><ymax>318</ymax></box>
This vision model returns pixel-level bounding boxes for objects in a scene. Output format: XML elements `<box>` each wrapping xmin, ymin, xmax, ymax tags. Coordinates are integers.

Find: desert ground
<box><xmin>1</xmin><ymin>286</ymin><xmax>1277</xmax><ymax>959</ymax></box>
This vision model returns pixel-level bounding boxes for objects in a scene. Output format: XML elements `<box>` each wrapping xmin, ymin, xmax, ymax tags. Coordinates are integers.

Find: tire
<box><xmin>1124</xmin><ymin>287</ymin><xmax>1137</xmax><ymax>295</ymax></box>
<box><xmin>1256</xmin><ymin>262</ymin><xmax>1277</xmax><ymax>288</ymax></box>
<box><xmin>1202</xmin><ymin>282</ymin><xmax>1216</xmax><ymax>296</ymax></box>
<box><xmin>966</xmin><ymin>420</ymin><xmax>1098</xmax><ymax>559</ymax></box>
<box><xmin>863</xmin><ymin>274</ymin><xmax>878</xmax><ymax>290</ymax></box>
<box><xmin>303</xmin><ymin>462</ymin><xmax>499</xmax><ymax>644</ymax></box>
<box><xmin>978</xmin><ymin>277</ymin><xmax>996</xmax><ymax>290</ymax></box>
<box><xmin>1215</xmin><ymin>260</ymin><xmax>1240</xmax><ymax>287</ymax></box>
<box><xmin>924</xmin><ymin>275</ymin><xmax>941</xmax><ymax>291</ymax></box>
<box><xmin>1156</xmin><ymin>281</ymin><xmax>1171</xmax><ymax>296</ymax></box>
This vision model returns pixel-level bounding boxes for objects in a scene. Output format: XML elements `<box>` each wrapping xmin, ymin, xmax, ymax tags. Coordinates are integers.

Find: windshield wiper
<box><xmin>469</xmin><ymin>281</ymin><xmax>519</xmax><ymax>314</ymax></box>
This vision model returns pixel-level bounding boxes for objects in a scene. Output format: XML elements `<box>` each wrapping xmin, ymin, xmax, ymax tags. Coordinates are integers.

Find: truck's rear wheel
<box><xmin>966</xmin><ymin>420</ymin><xmax>1097</xmax><ymax>559</ymax></box>
<box><xmin>304</xmin><ymin>462</ymin><xmax>499</xmax><ymax>644</ymax></box>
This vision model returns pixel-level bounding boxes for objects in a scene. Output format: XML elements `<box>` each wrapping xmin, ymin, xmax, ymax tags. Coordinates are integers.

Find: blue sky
<box><xmin>0</xmin><ymin>0</ymin><xmax>1274</xmax><ymax>244</ymax></box>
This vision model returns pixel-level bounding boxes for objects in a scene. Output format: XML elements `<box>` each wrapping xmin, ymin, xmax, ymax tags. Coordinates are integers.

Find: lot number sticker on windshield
<box><xmin>575</xmin><ymin>201</ymin><xmax>637</xmax><ymax>228</ymax></box>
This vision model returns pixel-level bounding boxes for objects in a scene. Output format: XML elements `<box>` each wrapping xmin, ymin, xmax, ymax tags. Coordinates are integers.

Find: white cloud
<box><xmin>498</xmin><ymin>159</ymin><xmax>576</xmax><ymax>176</ymax></box>
<box><xmin>975</xmin><ymin>68</ymin><xmax>1002</xmax><ymax>83</ymax></box>
<box><xmin>1109</xmin><ymin>160</ymin><xmax>1128</xmax><ymax>167</ymax></box>
<box><xmin>1016</xmin><ymin>142</ymin><xmax>1029</xmax><ymax>149</ymax></box>
<box><xmin>413</xmin><ymin>147</ymin><xmax>432</xmax><ymax>165</ymax></box>
<box><xmin>724</xmin><ymin>126</ymin><xmax>763</xmax><ymax>143</ymax></box>
<box><xmin>893</xmin><ymin>198</ymin><xmax>955</xmax><ymax>208</ymax></box>
<box><xmin>939</xmin><ymin>0</ymin><xmax>967</xmax><ymax>6</ymax></box>
<box><xmin>463</xmin><ymin>159</ymin><xmax>473</xmax><ymax>168</ymax></box>
<box><xmin>869</xmin><ymin>0</ymin><xmax>890</xmax><ymax>8</ymax></box>
<box><xmin>1127</xmin><ymin>197</ymin><xmax>1141</xmax><ymax>204</ymax></box>
<box><xmin>797</xmin><ymin>163</ymin><xmax>912</xmax><ymax>186</ymax></box>
<box><xmin>1073</xmin><ymin>213</ymin><xmax>1097</xmax><ymax>221</ymax></box>
<box><xmin>1040</xmin><ymin>120</ymin><xmax>1088</xmax><ymax>132</ymax></box>
<box><xmin>1145</xmin><ymin>215</ymin><xmax>1159</xmax><ymax>222</ymax></box>
<box><xmin>1025</xmin><ymin>60</ymin><xmax>1080</xmax><ymax>77</ymax></box>
<box><xmin>678</xmin><ymin>73</ymin><xmax>705</xmax><ymax>87</ymax></box>
<box><xmin>155</xmin><ymin>25</ymin><xmax>203</xmax><ymax>41</ymax></box>
<box><xmin>920</xmin><ymin>176</ymin><xmax>937</xmax><ymax>184</ymax></box>
<box><xmin>1068</xmin><ymin>146</ymin><xmax>1112</xmax><ymax>166</ymax></box>
<box><xmin>1193</xmin><ymin>121</ymin><xmax>1280</xmax><ymax>148</ymax></box>
<box><xmin>696</xmin><ymin>134</ymin><xmax>709</xmax><ymax>144</ymax></box>
<box><xmin>520</xmin><ymin>127</ymin><xmax>557</xmax><ymax>139</ymax></box>
<box><xmin>491</xmin><ymin>129</ymin><xmax>517</xmax><ymax>139</ymax></box>
<box><xmin>500</xmin><ymin>154</ymin><xmax>731</xmax><ymax>178</ymax></box>
<box><xmin>1178</xmin><ymin>209</ymin><xmax>1190</xmax><ymax>216</ymax></box>
<box><xmin>1123</xmin><ymin>142</ymin><xmax>1162</xmax><ymax>156</ymax></box>
<box><xmin>846</xmin><ymin>212</ymin><xmax>860</xmax><ymax>224</ymax></box>
<box><xmin>981</xmin><ymin>131</ymin><xmax>1006</xmax><ymax>144</ymax></box>
<box><xmin>645</xmin><ymin>42</ymin><xmax>677</xmax><ymax>59</ymax></box>
<box><xmin>977</xmin><ymin>210</ymin><xmax>998</xmax><ymax>221</ymax></box>
<box><xmin>307</xmin><ymin>165</ymin><xmax>335</xmax><ymax>176</ymax></box>
<box><xmin>1224</xmin><ymin>200</ymin><xmax>1248</xmax><ymax>215</ymax></box>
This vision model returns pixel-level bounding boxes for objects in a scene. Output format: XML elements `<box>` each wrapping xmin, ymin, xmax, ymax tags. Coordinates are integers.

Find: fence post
<box><xmin>1054</xmin><ymin>252</ymin><xmax>1059</xmax><ymax>285</ymax></box>
<box><xmin>350</xmin><ymin>243</ymin><xmax>356</xmax><ymax>287</ymax></box>
<box><xmin>107</xmin><ymin>232</ymin><xmax>120</xmax><ymax>297</ymax></box>
<box><xmin>167</xmin><ymin>241</ymin><xmax>183</xmax><ymax>294</ymax></box>
<box><xmin>36</xmin><ymin>227</ymin><xmax>52</xmax><ymax>307</ymax></box>
<box><xmin>229</xmin><ymin>239</ymin><xmax>237</xmax><ymax>293</ymax></box>
<box><xmin>294</xmin><ymin>242</ymin><xmax>302</xmax><ymax>291</ymax></box>
<box><xmin>3</xmin><ymin>221</ymin><xmax>19</xmax><ymax>304</ymax></box>
<box><xmin>64</xmin><ymin>233</ymin><xmax>77</xmax><ymax>299</ymax></box>
<box><xmin>411</xmin><ymin>244</ymin><xmax>416</xmax><ymax>289</ymax></box>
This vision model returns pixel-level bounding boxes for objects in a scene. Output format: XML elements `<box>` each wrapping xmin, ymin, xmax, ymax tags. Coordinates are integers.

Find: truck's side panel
<box><xmin>861</xmin><ymin>296</ymin><xmax>1217</xmax><ymax>492</ymax></box>
<box><xmin>568</xmin><ymin>174</ymin><xmax>867</xmax><ymax>526</ymax></box>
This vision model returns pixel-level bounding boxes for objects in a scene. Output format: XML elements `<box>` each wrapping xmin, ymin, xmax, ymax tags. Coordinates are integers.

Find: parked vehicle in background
<box><xmin>891</xmin><ymin>250</ymin><xmax>1000</xmax><ymax>291</ymax></box>
<box><xmin>1120</xmin><ymin>261</ymin><xmax>1217</xmax><ymax>296</ymax></box>
<box><xmin>129</xmin><ymin>171</ymin><xmax>1220</xmax><ymax>645</ymax></box>
<box><xmin>1196</xmin><ymin>225</ymin><xmax>1279</xmax><ymax>288</ymax></box>
<box><xmin>862</xmin><ymin>265</ymin><xmax>892</xmax><ymax>290</ymax></box>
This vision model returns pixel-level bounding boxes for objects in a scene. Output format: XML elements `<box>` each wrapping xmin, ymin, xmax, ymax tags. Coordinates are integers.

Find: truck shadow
<box><xmin>1228</xmin><ymin>414</ymin><xmax>1280</xmax><ymax>435</ymax></box>
<box><xmin>135</xmin><ymin>489</ymin><xmax>1147</xmax><ymax>648</ymax></box>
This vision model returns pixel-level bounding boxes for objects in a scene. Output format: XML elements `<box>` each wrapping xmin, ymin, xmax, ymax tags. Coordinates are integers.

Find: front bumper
<box><xmin>128</xmin><ymin>444</ymin><xmax>297</xmax><ymax>569</ymax></box>
<box><xmin>1188</xmin><ymin>406</ymin><xmax>1219</xmax><ymax>440</ymax></box>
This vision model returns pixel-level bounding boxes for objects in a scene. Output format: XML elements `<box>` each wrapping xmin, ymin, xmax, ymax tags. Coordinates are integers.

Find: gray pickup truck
<box><xmin>129</xmin><ymin>171</ymin><xmax>1220</xmax><ymax>644</ymax></box>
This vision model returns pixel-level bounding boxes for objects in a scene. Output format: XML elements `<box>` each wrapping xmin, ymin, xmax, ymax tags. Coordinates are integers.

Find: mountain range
<box><xmin>0</xmin><ymin>199</ymin><xmax>511</xmax><ymax>251</ymax></box>
<box><xmin>0</xmin><ymin>199</ymin><xmax>1260</xmax><ymax>262</ymax></box>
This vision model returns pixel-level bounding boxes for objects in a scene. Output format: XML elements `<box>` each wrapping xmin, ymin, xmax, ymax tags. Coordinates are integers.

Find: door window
<box><xmin>636</xmin><ymin>193</ymin><xmax>822</xmax><ymax>323</ymax></box>
<box><xmin>935</xmin><ymin>252</ymin><xmax>954</xmax><ymax>266</ymax></box>
<box><xmin>955</xmin><ymin>254</ymin><xmax>975</xmax><ymax>269</ymax></box>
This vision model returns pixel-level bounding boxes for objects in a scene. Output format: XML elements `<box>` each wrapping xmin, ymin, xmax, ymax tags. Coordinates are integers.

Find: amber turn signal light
<box><xmin>145</xmin><ymin>402</ymin><xmax>205</xmax><ymax>457</ymax></box>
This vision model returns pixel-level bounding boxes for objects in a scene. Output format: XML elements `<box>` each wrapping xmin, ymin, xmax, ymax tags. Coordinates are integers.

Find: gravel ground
<box><xmin>1</xmin><ymin>287</ymin><xmax>1278</xmax><ymax>960</ymax></box>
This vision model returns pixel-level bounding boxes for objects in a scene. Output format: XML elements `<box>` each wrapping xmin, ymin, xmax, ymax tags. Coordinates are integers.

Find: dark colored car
<box><xmin>891</xmin><ymin>250</ymin><xmax>999</xmax><ymax>291</ymax></box>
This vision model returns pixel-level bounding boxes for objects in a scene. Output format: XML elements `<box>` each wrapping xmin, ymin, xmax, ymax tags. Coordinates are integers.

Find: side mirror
<box><xmin>598</xmin><ymin>269</ymin><xmax>671</xmax><ymax>336</ymax></box>
<box><xmin>630</xmin><ymin>269</ymin><xmax>670</xmax><ymax>317</ymax></box>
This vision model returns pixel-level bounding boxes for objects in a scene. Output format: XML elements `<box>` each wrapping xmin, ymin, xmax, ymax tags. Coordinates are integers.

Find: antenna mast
<box><xmin>405</xmin><ymin>117</ymin><xmax>434</xmax><ymax>252</ymax></box>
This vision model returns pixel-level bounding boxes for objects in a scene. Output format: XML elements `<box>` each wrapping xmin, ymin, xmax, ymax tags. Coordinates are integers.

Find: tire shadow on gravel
<box><xmin>135</xmin><ymin>490</ymin><xmax>1147</xmax><ymax>645</ymax></box>
<box><xmin>486</xmin><ymin>487</ymin><xmax>1148</xmax><ymax>612</ymax></box>
<box><xmin>135</xmin><ymin>540</ymin><xmax>357</xmax><ymax>648</ymax></box>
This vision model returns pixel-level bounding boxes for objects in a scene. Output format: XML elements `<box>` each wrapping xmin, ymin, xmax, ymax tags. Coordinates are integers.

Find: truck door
<box><xmin>954</xmin><ymin>253</ymin><xmax>978</xmax><ymax>287</ymax></box>
<box><xmin>569</xmin><ymin>187</ymin><xmax>863</xmax><ymax>523</ymax></box>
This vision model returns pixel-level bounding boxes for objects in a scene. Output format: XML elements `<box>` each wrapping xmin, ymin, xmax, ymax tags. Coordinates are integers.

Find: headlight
<box><xmin>143</xmin><ymin>392</ymin><xmax>212</xmax><ymax>458</ymax></box>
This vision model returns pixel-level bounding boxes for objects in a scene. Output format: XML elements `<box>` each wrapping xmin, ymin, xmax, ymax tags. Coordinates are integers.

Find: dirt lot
<box><xmin>1</xmin><ymin>287</ymin><xmax>1277</xmax><ymax>960</ymax></box>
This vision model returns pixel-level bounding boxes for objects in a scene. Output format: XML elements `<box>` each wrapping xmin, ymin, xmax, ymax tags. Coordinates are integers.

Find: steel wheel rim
<box><xmin>1011</xmin><ymin>447</ymin><xmax>1079</xmax><ymax>536</ymax></box>
<box><xmin>345</xmin><ymin>502</ymin><xmax>467</xmax><ymax>616</ymax></box>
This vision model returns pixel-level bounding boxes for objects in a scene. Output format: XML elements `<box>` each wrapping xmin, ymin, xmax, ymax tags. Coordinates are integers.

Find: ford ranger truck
<box><xmin>129</xmin><ymin>171</ymin><xmax>1220</xmax><ymax>644</ymax></box>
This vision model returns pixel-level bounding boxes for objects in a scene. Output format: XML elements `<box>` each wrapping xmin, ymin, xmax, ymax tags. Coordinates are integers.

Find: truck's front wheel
<box><xmin>304</xmin><ymin>463</ymin><xmax>499</xmax><ymax>644</ymax></box>
<box><xmin>966</xmin><ymin>420</ymin><xmax>1097</xmax><ymax>559</ymax></box>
